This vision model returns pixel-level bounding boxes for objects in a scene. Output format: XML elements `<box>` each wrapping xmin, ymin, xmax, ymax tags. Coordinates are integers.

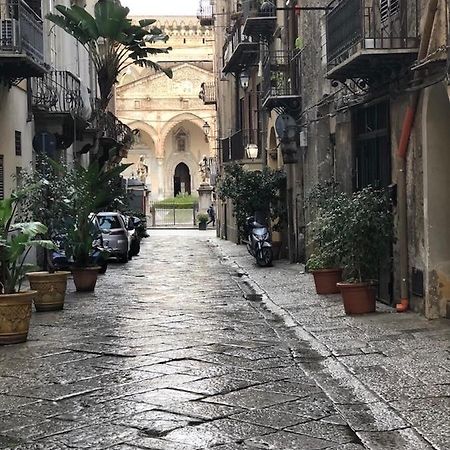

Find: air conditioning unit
<box><xmin>0</xmin><ymin>19</ymin><xmax>18</xmax><ymax>49</ymax></box>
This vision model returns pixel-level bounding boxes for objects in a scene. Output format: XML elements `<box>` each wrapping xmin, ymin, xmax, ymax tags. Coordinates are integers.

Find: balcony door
<box><xmin>354</xmin><ymin>101</ymin><xmax>392</xmax><ymax>304</ymax></box>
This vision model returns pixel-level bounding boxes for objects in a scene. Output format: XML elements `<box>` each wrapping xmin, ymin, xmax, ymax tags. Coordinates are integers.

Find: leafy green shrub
<box><xmin>216</xmin><ymin>162</ymin><xmax>286</xmax><ymax>238</ymax></box>
<box><xmin>155</xmin><ymin>194</ymin><xmax>198</xmax><ymax>209</ymax></box>
<box><xmin>197</xmin><ymin>213</ymin><xmax>209</xmax><ymax>224</ymax></box>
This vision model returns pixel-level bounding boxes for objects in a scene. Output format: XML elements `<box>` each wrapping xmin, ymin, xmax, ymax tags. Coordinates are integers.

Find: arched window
<box><xmin>175</xmin><ymin>129</ymin><xmax>188</xmax><ymax>152</ymax></box>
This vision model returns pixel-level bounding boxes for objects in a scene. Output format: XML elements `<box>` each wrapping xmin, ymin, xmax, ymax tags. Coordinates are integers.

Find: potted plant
<box><xmin>306</xmin><ymin>181</ymin><xmax>346</xmax><ymax>294</ymax></box>
<box><xmin>19</xmin><ymin>156</ymin><xmax>71</xmax><ymax>311</ymax></box>
<box><xmin>0</xmin><ymin>193</ymin><xmax>55</xmax><ymax>344</ymax></box>
<box><xmin>337</xmin><ymin>186</ymin><xmax>393</xmax><ymax>314</ymax></box>
<box><xmin>197</xmin><ymin>213</ymin><xmax>209</xmax><ymax>230</ymax></box>
<box><xmin>62</xmin><ymin>161</ymin><xmax>129</xmax><ymax>292</ymax></box>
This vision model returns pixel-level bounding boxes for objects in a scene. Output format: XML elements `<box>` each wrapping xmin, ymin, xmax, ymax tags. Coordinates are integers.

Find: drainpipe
<box><xmin>396</xmin><ymin>0</ymin><xmax>439</xmax><ymax>312</ymax></box>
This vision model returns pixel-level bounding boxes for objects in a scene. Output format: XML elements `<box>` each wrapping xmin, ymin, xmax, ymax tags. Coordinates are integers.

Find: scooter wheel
<box><xmin>256</xmin><ymin>247</ymin><xmax>273</xmax><ymax>267</ymax></box>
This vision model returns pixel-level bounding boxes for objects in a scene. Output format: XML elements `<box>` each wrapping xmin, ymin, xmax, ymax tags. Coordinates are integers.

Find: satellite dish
<box><xmin>275</xmin><ymin>114</ymin><xmax>297</xmax><ymax>141</ymax></box>
<box><xmin>32</xmin><ymin>131</ymin><xmax>57</xmax><ymax>157</ymax></box>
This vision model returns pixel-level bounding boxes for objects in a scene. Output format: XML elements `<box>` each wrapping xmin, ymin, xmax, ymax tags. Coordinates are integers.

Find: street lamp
<box><xmin>202</xmin><ymin>121</ymin><xmax>211</xmax><ymax>142</ymax></box>
<box><xmin>239</xmin><ymin>71</ymin><xmax>250</xmax><ymax>90</ymax></box>
<box><xmin>246</xmin><ymin>143</ymin><xmax>259</xmax><ymax>159</ymax></box>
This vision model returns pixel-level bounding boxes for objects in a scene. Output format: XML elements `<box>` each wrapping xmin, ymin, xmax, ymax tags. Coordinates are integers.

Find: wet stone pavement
<box><xmin>0</xmin><ymin>230</ymin><xmax>443</xmax><ymax>449</ymax></box>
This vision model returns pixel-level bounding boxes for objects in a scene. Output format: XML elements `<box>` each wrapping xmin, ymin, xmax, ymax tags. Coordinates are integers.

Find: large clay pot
<box><xmin>312</xmin><ymin>269</ymin><xmax>342</xmax><ymax>294</ymax></box>
<box><xmin>337</xmin><ymin>282</ymin><xmax>376</xmax><ymax>315</ymax></box>
<box><xmin>72</xmin><ymin>267</ymin><xmax>100</xmax><ymax>292</ymax></box>
<box><xmin>0</xmin><ymin>291</ymin><xmax>36</xmax><ymax>345</ymax></box>
<box><xmin>27</xmin><ymin>271</ymin><xmax>70</xmax><ymax>312</ymax></box>
<box><xmin>199</xmin><ymin>222</ymin><xmax>207</xmax><ymax>230</ymax></box>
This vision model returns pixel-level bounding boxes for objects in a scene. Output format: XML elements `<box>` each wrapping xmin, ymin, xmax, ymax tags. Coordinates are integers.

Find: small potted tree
<box><xmin>197</xmin><ymin>213</ymin><xmax>209</xmax><ymax>230</ymax></box>
<box><xmin>0</xmin><ymin>193</ymin><xmax>55</xmax><ymax>344</ymax></box>
<box><xmin>63</xmin><ymin>161</ymin><xmax>129</xmax><ymax>292</ymax></box>
<box><xmin>306</xmin><ymin>181</ymin><xmax>346</xmax><ymax>294</ymax></box>
<box><xmin>337</xmin><ymin>187</ymin><xmax>393</xmax><ymax>314</ymax></box>
<box><xmin>20</xmin><ymin>156</ymin><xmax>72</xmax><ymax>311</ymax></box>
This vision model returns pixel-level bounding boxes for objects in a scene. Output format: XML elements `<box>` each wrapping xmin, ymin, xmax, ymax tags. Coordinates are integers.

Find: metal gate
<box><xmin>149</xmin><ymin>202</ymin><xmax>199</xmax><ymax>227</ymax></box>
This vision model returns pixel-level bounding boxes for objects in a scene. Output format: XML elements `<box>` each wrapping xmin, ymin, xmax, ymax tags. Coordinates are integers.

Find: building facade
<box><xmin>116</xmin><ymin>15</ymin><xmax>217</xmax><ymax>202</ymax></box>
<box><xmin>211</xmin><ymin>0</ymin><xmax>450</xmax><ymax>318</ymax></box>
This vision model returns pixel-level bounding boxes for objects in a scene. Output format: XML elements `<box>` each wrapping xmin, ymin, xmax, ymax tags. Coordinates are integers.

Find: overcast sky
<box><xmin>121</xmin><ymin>0</ymin><xmax>198</xmax><ymax>16</ymax></box>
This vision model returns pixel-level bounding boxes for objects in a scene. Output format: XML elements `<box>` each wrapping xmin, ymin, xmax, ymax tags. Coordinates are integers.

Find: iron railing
<box><xmin>262</xmin><ymin>50</ymin><xmax>302</xmax><ymax>105</ymax></box>
<box><xmin>0</xmin><ymin>0</ymin><xmax>44</xmax><ymax>64</ymax></box>
<box><xmin>242</xmin><ymin>0</ymin><xmax>276</xmax><ymax>19</ymax></box>
<box><xmin>199</xmin><ymin>81</ymin><xmax>216</xmax><ymax>104</ymax></box>
<box><xmin>326</xmin><ymin>0</ymin><xmax>419</xmax><ymax>69</ymax></box>
<box><xmin>197</xmin><ymin>0</ymin><xmax>214</xmax><ymax>26</ymax></box>
<box><xmin>90</xmin><ymin>107</ymin><xmax>133</xmax><ymax>147</ymax></box>
<box><xmin>32</xmin><ymin>70</ymin><xmax>84</xmax><ymax>115</ymax></box>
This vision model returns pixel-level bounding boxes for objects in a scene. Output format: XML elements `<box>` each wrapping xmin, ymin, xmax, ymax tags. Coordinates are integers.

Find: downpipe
<box><xmin>396</xmin><ymin>0</ymin><xmax>439</xmax><ymax>312</ymax></box>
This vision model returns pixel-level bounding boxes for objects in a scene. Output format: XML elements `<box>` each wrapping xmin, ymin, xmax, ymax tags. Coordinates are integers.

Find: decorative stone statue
<box><xmin>199</xmin><ymin>155</ymin><xmax>210</xmax><ymax>184</ymax></box>
<box><xmin>136</xmin><ymin>155</ymin><xmax>148</xmax><ymax>183</ymax></box>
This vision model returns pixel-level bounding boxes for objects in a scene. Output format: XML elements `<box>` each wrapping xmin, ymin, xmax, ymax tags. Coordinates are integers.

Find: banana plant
<box><xmin>0</xmin><ymin>194</ymin><xmax>56</xmax><ymax>295</ymax></box>
<box><xmin>47</xmin><ymin>0</ymin><xmax>173</xmax><ymax>110</ymax></box>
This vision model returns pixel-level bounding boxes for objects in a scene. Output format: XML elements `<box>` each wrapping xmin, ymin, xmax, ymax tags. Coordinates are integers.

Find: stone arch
<box><xmin>160</xmin><ymin>112</ymin><xmax>206</xmax><ymax>149</ymax></box>
<box><xmin>267</xmin><ymin>126</ymin><xmax>278</xmax><ymax>169</ymax></box>
<box><xmin>126</xmin><ymin>121</ymin><xmax>159</xmax><ymax>147</ymax></box>
<box><xmin>165</xmin><ymin>152</ymin><xmax>199</xmax><ymax>199</ymax></box>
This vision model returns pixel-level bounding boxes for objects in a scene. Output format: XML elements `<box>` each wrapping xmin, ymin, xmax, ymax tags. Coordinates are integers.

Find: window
<box><xmin>380</xmin><ymin>0</ymin><xmax>399</xmax><ymax>23</ymax></box>
<box><xmin>175</xmin><ymin>129</ymin><xmax>187</xmax><ymax>152</ymax></box>
<box><xmin>134</xmin><ymin>100</ymin><xmax>141</xmax><ymax>109</ymax></box>
<box><xmin>15</xmin><ymin>131</ymin><xmax>21</xmax><ymax>156</ymax></box>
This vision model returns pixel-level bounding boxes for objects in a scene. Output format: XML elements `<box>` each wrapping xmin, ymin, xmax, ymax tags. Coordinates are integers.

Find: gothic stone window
<box><xmin>175</xmin><ymin>129</ymin><xmax>188</xmax><ymax>152</ymax></box>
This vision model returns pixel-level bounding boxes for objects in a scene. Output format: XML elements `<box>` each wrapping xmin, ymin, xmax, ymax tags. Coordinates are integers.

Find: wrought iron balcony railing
<box><xmin>199</xmin><ymin>81</ymin><xmax>216</xmax><ymax>105</ymax></box>
<box><xmin>197</xmin><ymin>0</ymin><xmax>214</xmax><ymax>26</ymax></box>
<box><xmin>262</xmin><ymin>50</ymin><xmax>302</xmax><ymax>110</ymax></box>
<box><xmin>89</xmin><ymin>107</ymin><xmax>133</xmax><ymax>148</ymax></box>
<box><xmin>32</xmin><ymin>71</ymin><xmax>84</xmax><ymax>116</ymax></box>
<box><xmin>242</xmin><ymin>0</ymin><xmax>277</xmax><ymax>38</ymax></box>
<box><xmin>222</xmin><ymin>21</ymin><xmax>258</xmax><ymax>74</ymax></box>
<box><xmin>0</xmin><ymin>0</ymin><xmax>45</xmax><ymax>77</ymax></box>
<box><xmin>326</xmin><ymin>0</ymin><xmax>419</xmax><ymax>79</ymax></box>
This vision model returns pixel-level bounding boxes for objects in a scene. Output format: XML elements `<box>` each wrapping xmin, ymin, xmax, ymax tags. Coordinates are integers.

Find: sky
<box><xmin>121</xmin><ymin>0</ymin><xmax>199</xmax><ymax>16</ymax></box>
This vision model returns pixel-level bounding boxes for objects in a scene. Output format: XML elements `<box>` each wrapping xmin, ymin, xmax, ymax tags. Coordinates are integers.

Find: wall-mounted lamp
<box><xmin>202</xmin><ymin>121</ymin><xmax>211</xmax><ymax>137</ymax></box>
<box><xmin>246</xmin><ymin>143</ymin><xmax>259</xmax><ymax>160</ymax></box>
<box><xmin>239</xmin><ymin>71</ymin><xmax>250</xmax><ymax>90</ymax></box>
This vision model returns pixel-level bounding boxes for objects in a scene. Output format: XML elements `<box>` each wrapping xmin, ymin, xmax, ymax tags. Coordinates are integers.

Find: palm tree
<box><xmin>47</xmin><ymin>0</ymin><xmax>172</xmax><ymax>110</ymax></box>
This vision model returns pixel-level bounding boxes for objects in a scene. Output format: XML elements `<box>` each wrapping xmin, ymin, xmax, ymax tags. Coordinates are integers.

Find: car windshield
<box><xmin>98</xmin><ymin>216</ymin><xmax>122</xmax><ymax>230</ymax></box>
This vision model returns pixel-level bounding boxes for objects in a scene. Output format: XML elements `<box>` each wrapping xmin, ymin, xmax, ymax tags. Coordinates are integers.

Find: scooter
<box><xmin>244</xmin><ymin>216</ymin><xmax>273</xmax><ymax>267</ymax></box>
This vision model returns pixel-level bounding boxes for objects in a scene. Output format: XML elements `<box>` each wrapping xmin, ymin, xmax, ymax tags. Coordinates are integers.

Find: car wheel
<box><xmin>118</xmin><ymin>254</ymin><xmax>128</xmax><ymax>263</ymax></box>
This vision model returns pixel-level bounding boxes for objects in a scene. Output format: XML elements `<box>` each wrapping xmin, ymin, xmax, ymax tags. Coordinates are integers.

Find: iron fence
<box><xmin>149</xmin><ymin>202</ymin><xmax>199</xmax><ymax>227</ymax></box>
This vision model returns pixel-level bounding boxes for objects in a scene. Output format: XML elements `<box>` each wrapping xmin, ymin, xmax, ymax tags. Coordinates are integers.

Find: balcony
<box><xmin>221</xmin><ymin>129</ymin><xmax>260</xmax><ymax>163</ymax></box>
<box><xmin>262</xmin><ymin>50</ymin><xmax>302</xmax><ymax>112</ymax></box>
<box><xmin>89</xmin><ymin>108</ymin><xmax>133</xmax><ymax>149</ymax></box>
<box><xmin>197</xmin><ymin>0</ymin><xmax>214</xmax><ymax>26</ymax></box>
<box><xmin>32</xmin><ymin>71</ymin><xmax>84</xmax><ymax>117</ymax></box>
<box><xmin>222</xmin><ymin>22</ymin><xmax>258</xmax><ymax>74</ymax></box>
<box><xmin>0</xmin><ymin>0</ymin><xmax>45</xmax><ymax>79</ymax></box>
<box><xmin>326</xmin><ymin>0</ymin><xmax>419</xmax><ymax>81</ymax></box>
<box><xmin>199</xmin><ymin>81</ymin><xmax>216</xmax><ymax>105</ymax></box>
<box><xmin>242</xmin><ymin>0</ymin><xmax>277</xmax><ymax>39</ymax></box>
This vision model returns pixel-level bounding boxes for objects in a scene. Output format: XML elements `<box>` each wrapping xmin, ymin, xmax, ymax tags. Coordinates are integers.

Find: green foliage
<box><xmin>306</xmin><ymin>180</ymin><xmax>347</xmax><ymax>271</ymax></box>
<box><xmin>0</xmin><ymin>193</ymin><xmax>55</xmax><ymax>294</ymax></box>
<box><xmin>197</xmin><ymin>213</ymin><xmax>209</xmax><ymax>224</ymax></box>
<box><xmin>47</xmin><ymin>0</ymin><xmax>173</xmax><ymax>110</ymax></box>
<box><xmin>306</xmin><ymin>182</ymin><xmax>393</xmax><ymax>282</ymax></box>
<box><xmin>339</xmin><ymin>186</ymin><xmax>393</xmax><ymax>283</ymax></box>
<box><xmin>55</xmin><ymin>161</ymin><xmax>130</xmax><ymax>267</ymax></box>
<box><xmin>217</xmin><ymin>163</ymin><xmax>286</xmax><ymax>237</ymax></box>
<box><xmin>155</xmin><ymin>194</ymin><xmax>198</xmax><ymax>209</ymax></box>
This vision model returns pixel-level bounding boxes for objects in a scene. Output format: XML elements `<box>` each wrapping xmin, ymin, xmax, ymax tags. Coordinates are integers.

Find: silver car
<box><xmin>97</xmin><ymin>212</ymin><xmax>130</xmax><ymax>263</ymax></box>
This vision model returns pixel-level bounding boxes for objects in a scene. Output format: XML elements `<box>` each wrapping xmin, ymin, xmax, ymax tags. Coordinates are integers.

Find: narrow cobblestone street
<box><xmin>0</xmin><ymin>230</ymin><xmax>448</xmax><ymax>449</ymax></box>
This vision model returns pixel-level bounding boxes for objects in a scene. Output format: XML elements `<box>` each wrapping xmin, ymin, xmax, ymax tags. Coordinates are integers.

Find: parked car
<box><xmin>97</xmin><ymin>212</ymin><xmax>131</xmax><ymax>263</ymax></box>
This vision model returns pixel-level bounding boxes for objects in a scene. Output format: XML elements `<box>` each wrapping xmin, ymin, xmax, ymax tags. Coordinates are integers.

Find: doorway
<box><xmin>174</xmin><ymin>162</ymin><xmax>191</xmax><ymax>196</ymax></box>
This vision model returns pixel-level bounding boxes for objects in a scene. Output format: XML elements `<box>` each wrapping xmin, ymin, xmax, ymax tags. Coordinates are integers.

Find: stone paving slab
<box><xmin>0</xmin><ymin>229</ymin><xmax>444</xmax><ymax>449</ymax></box>
<box><xmin>213</xmin><ymin>236</ymin><xmax>450</xmax><ymax>450</ymax></box>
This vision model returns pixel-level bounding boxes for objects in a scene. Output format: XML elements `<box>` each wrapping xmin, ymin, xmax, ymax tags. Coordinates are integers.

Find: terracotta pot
<box><xmin>312</xmin><ymin>269</ymin><xmax>342</xmax><ymax>294</ymax></box>
<box><xmin>199</xmin><ymin>222</ymin><xmax>207</xmax><ymax>230</ymax></box>
<box><xmin>27</xmin><ymin>271</ymin><xmax>70</xmax><ymax>312</ymax></box>
<box><xmin>0</xmin><ymin>291</ymin><xmax>36</xmax><ymax>345</ymax></box>
<box><xmin>272</xmin><ymin>241</ymin><xmax>282</xmax><ymax>260</ymax></box>
<box><xmin>337</xmin><ymin>282</ymin><xmax>376</xmax><ymax>315</ymax></box>
<box><xmin>72</xmin><ymin>267</ymin><xmax>100</xmax><ymax>292</ymax></box>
